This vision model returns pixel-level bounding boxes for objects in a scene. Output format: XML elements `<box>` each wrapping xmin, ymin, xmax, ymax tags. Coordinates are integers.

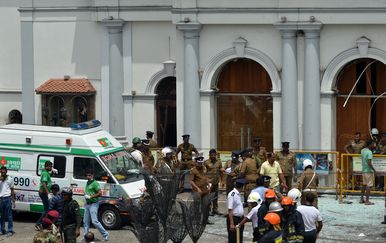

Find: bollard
<box><xmin>236</xmin><ymin>226</ymin><xmax>240</xmax><ymax>243</ymax></box>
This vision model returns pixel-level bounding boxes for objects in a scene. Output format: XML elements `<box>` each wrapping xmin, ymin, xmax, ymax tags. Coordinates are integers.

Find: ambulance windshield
<box><xmin>100</xmin><ymin>150</ymin><xmax>141</xmax><ymax>183</ymax></box>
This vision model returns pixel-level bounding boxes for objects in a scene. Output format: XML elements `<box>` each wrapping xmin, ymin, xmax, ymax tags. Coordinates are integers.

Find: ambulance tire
<box><xmin>99</xmin><ymin>205</ymin><xmax>122</xmax><ymax>230</ymax></box>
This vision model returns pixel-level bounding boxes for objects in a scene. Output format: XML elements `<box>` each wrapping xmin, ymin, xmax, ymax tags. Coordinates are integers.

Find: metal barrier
<box><xmin>339</xmin><ymin>153</ymin><xmax>386</xmax><ymax>203</ymax></box>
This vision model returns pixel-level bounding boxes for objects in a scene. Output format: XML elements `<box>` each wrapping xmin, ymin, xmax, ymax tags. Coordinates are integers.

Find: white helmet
<box><xmin>371</xmin><ymin>128</ymin><xmax>379</xmax><ymax>135</ymax></box>
<box><xmin>161</xmin><ymin>147</ymin><xmax>173</xmax><ymax>157</ymax></box>
<box><xmin>288</xmin><ymin>188</ymin><xmax>302</xmax><ymax>203</ymax></box>
<box><xmin>302</xmin><ymin>159</ymin><xmax>313</xmax><ymax>170</ymax></box>
<box><xmin>247</xmin><ymin>192</ymin><xmax>263</xmax><ymax>205</ymax></box>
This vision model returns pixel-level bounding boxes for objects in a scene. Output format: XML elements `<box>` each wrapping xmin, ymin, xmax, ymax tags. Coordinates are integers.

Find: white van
<box><xmin>0</xmin><ymin>120</ymin><xmax>145</xmax><ymax>229</ymax></box>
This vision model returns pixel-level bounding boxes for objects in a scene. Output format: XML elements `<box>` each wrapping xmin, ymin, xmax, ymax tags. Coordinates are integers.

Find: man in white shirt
<box><xmin>296</xmin><ymin>193</ymin><xmax>323</xmax><ymax>243</ymax></box>
<box><xmin>227</xmin><ymin>178</ymin><xmax>247</xmax><ymax>243</ymax></box>
<box><xmin>0</xmin><ymin>166</ymin><xmax>15</xmax><ymax>236</ymax></box>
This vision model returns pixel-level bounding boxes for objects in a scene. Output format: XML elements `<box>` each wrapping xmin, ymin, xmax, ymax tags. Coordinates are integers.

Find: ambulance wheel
<box><xmin>99</xmin><ymin>205</ymin><xmax>122</xmax><ymax>230</ymax></box>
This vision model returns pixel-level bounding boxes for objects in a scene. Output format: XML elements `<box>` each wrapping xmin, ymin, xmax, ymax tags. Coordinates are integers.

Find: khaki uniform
<box><xmin>155</xmin><ymin>158</ymin><xmax>178</xmax><ymax>174</ymax></box>
<box><xmin>240</xmin><ymin>157</ymin><xmax>259</xmax><ymax>203</ymax></box>
<box><xmin>190</xmin><ymin>166</ymin><xmax>210</xmax><ymax>196</ymax></box>
<box><xmin>204</xmin><ymin>159</ymin><xmax>223</xmax><ymax>212</ymax></box>
<box><xmin>177</xmin><ymin>143</ymin><xmax>197</xmax><ymax>170</ymax></box>
<box><xmin>149</xmin><ymin>139</ymin><xmax>158</xmax><ymax>148</ymax></box>
<box><xmin>276</xmin><ymin>151</ymin><xmax>296</xmax><ymax>190</ymax></box>
<box><xmin>252</xmin><ymin>147</ymin><xmax>267</xmax><ymax>170</ymax></box>
<box><xmin>224</xmin><ymin>160</ymin><xmax>241</xmax><ymax>195</ymax></box>
<box><xmin>298</xmin><ymin>168</ymin><xmax>319</xmax><ymax>208</ymax></box>
<box><xmin>142</xmin><ymin>150</ymin><xmax>155</xmax><ymax>173</ymax></box>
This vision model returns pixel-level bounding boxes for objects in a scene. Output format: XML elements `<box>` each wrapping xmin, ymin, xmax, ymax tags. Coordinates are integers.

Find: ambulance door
<box><xmin>70</xmin><ymin>156</ymin><xmax>110</xmax><ymax>206</ymax></box>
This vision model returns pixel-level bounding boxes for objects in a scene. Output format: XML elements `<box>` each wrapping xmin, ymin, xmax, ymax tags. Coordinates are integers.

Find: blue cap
<box><xmin>235</xmin><ymin>178</ymin><xmax>247</xmax><ymax>184</ymax></box>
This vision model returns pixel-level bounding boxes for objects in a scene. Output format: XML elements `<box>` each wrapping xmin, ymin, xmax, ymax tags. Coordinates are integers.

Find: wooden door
<box><xmin>217</xmin><ymin>58</ymin><xmax>273</xmax><ymax>151</ymax></box>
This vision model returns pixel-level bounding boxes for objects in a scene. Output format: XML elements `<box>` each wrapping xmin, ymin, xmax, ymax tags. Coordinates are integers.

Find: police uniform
<box><xmin>146</xmin><ymin>131</ymin><xmax>158</xmax><ymax>148</ymax></box>
<box><xmin>62</xmin><ymin>198</ymin><xmax>81</xmax><ymax>243</ymax></box>
<box><xmin>176</xmin><ymin>136</ymin><xmax>198</xmax><ymax>170</ymax></box>
<box><xmin>204</xmin><ymin>157</ymin><xmax>223</xmax><ymax>213</ymax></box>
<box><xmin>276</xmin><ymin>150</ymin><xmax>296</xmax><ymax>190</ymax></box>
<box><xmin>298</xmin><ymin>168</ymin><xmax>319</xmax><ymax>208</ymax></box>
<box><xmin>346</xmin><ymin>139</ymin><xmax>366</xmax><ymax>154</ymax></box>
<box><xmin>227</xmin><ymin>179</ymin><xmax>246</xmax><ymax>243</ymax></box>
<box><xmin>190</xmin><ymin>160</ymin><xmax>210</xmax><ymax>196</ymax></box>
<box><xmin>252</xmin><ymin>147</ymin><xmax>267</xmax><ymax>170</ymax></box>
<box><xmin>240</xmin><ymin>152</ymin><xmax>259</xmax><ymax>205</ymax></box>
<box><xmin>225</xmin><ymin>159</ymin><xmax>242</xmax><ymax>196</ymax></box>
<box><xmin>282</xmin><ymin>206</ymin><xmax>305</xmax><ymax>243</ymax></box>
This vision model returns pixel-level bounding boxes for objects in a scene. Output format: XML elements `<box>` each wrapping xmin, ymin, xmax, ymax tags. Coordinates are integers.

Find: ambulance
<box><xmin>0</xmin><ymin>120</ymin><xmax>145</xmax><ymax>229</ymax></box>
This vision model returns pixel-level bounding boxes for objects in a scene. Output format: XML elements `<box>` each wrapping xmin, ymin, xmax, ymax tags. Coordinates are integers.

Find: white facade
<box><xmin>1</xmin><ymin>0</ymin><xmax>386</xmax><ymax>151</ymax></box>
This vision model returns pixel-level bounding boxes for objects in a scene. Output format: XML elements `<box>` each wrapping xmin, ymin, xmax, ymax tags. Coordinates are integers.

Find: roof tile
<box><xmin>35</xmin><ymin>78</ymin><xmax>96</xmax><ymax>94</ymax></box>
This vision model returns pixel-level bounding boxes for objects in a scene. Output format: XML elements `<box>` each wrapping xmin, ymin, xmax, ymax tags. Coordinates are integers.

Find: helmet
<box><xmin>288</xmin><ymin>188</ymin><xmax>302</xmax><ymax>203</ymax></box>
<box><xmin>161</xmin><ymin>147</ymin><xmax>173</xmax><ymax>157</ymax></box>
<box><xmin>132</xmin><ymin>137</ymin><xmax>141</xmax><ymax>144</ymax></box>
<box><xmin>281</xmin><ymin>196</ymin><xmax>293</xmax><ymax>206</ymax></box>
<box><xmin>47</xmin><ymin>210</ymin><xmax>59</xmax><ymax>219</ymax></box>
<box><xmin>247</xmin><ymin>192</ymin><xmax>263</xmax><ymax>205</ymax></box>
<box><xmin>264</xmin><ymin>212</ymin><xmax>281</xmax><ymax>225</ymax></box>
<box><xmin>371</xmin><ymin>128</ymin><xmax>379</xmax><ymax>135</ymax></box>
<box><xmin>265</xmin><ymin>189</ymin><xmax>276</xmax><ymax>199</ymax></box>
<box><xmin>268</xmin><ymin>201</ymin><xmax>283</xmax><ymax>212</ymax></box>
<box><xmin>302</xmin><ymin>159</ymin><xmax>313</xmax><ymax>170</ymax></box>
<box><xmin>61</xmin><ymin>187</ymin><xmax>73</xmax><ymax>196</ymax></box>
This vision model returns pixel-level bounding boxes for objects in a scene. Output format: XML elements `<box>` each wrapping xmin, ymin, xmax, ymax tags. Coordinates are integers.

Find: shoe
<box><xmin>365</xmin><ymin>201</ymin><xmax>375</xmax><ymax>205</ymax></box>
<box><xmin>7</xmin><ymin>232</ymin><xmax>13</xmax><ymax>237</ymax></box>
<box><xmin>102</xmin><ymin>238</ymin><xmax>109</xmax><ymax>242</ymax></box>
<box><xmin>0</xmin><ymin>230</ymin><xmax>5</xmax><ymax>235</ymax></box>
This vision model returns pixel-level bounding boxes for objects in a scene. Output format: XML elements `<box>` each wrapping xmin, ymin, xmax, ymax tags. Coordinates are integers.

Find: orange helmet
<box><xmin>281</xmin><ymin>196</ymin><xmax>293</xmax><ymax>206</ymax></box>
<box><xmin>264</xmin><ymin>212</ymin><xmax>281</xmax><ymax>225</ymax></box>
<box><xmin>265</xmin><ymin>189</ymin><xmax>276</xmax><ymax>199</ymax></box>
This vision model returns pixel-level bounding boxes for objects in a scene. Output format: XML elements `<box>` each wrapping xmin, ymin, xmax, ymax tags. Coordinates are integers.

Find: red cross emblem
<box><xmin>99</xmin><ymin>139</ymin><xmax>107</xmax><ymax>147</ymax></box>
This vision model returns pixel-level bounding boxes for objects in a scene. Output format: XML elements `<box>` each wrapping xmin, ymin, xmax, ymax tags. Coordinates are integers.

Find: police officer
<box><xmin>190</xmin><ymin>156</ymin><xmax>210</xmax><ymax>197</ymax></box>
<box><xmin>176</xmin><ymin>134</ymin><xmax>199</xmax><ymax>191</ymax></box>
<box><xmin>155</xmin><ymin>147</ymin><xmax>178</xmax><ymax>174</ymax></box>
<box><xmin>61</xmin><ymin>187</ymin><xmax>81</xmax><ymax>243</ymax></box>
<box><xmin>146</xmin><ymin>131</ymin><xmax>158</xmax><ymax>148</ymax></box>
<box><xmin>239</xmin><ymin>148</ymin><xmax>259</xmax><ymax>206</ymax></box>
<box><xmin>276</xmin><ymin>142</ymin><xmax>297</xmax><ymax>192</ymax></box>
<box><xmin>224</xmin><ymin>150</ymin><xmax>242</xmax><ymax>196</ymax></box>
<box><xmin>204</xmin><ymin>149</ymin><xmax>224</xmax><ymax>215</ymax></box>
<box><xmin>298</xmin><ymin>159</ymin><xmax>319</xmax><ymax>208</ymax></box>
<box><xmin>252</xmin><ymin>137</ymin><xmax>267</xmax><ymax>170</ymax></box>
<box><xmin>281</xmin><ymin>196</ymin><xmax>305</xmax><ymax>243</ymax></box>
<box><xmin>227</xmin><ymin>178</ymin><xmax>247</xmax><ymax>243</ymax></box>
<box><xmin>141</xmin><ymin>139</ymin><xmax>156</xmax><ymax>173</ymax></box>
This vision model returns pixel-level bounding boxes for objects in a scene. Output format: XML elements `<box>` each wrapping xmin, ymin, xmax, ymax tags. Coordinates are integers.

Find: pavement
<box><xmin>1</xmin><ymin>192</ymin><xmax>385</xmax><ymax>242</ymax></box>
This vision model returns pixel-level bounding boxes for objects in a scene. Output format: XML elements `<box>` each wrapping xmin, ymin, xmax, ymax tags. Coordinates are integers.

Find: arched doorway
<box><xmin>336</xmin><ymin>58</ymin><xmax>386</xmax><ymax>151</ymax></box>
<box><xmin>156</xmin><ymin>77</ymin><xmax>177</xmax><ymax>147</ymax></box>
<box><xmin>216</xmin><ymin>58</ymin><xmax>273</xmax><ymax>151</ymax></box>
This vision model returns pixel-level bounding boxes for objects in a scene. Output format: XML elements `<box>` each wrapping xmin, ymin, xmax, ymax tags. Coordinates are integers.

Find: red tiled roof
<box><xmin>35</xmin><ymin>78</ymin><xmax>96</xmax><ymax>94</ymax></box>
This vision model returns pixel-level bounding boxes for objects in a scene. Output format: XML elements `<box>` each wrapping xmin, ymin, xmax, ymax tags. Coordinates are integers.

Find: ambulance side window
<box><xmin>36</xmin><ymin>155</ymin><xmax>66</xmax><ymax>178</ymax></box>
<box><xmin>73</xmin><ymin>157</ymin><xmax>105</xmax><ymax>181</ymax></box>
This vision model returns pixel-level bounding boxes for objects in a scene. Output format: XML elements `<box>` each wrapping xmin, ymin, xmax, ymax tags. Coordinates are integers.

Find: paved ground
<box><xmin>1</xmin><ymin>193</ymin><xmax>385</xmax><ymax>242</ymax></box>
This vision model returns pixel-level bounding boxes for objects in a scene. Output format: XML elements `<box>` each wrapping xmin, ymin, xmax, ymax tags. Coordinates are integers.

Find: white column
<box><xmin>102</xmin><ymin>19</ymin><xmax>125</xmax><ymax>137</ymax></box>
<box><xmin>122</xmin><ymin>22</ymin><xmax>133</xmax><ymax>141</ymax></box>
<box><xmin>275</xmin><ymin>24</ymin><xmax>299</xmax><ymax>149</ymax></box>
<box><xmin>303</xmin><ymin>23</ymin><xmax>322</xmax><ymax>150</ymax></box>
<box><xmin>20</xmin><ymin>17</ymin><xmax>35</xmax><ymax>124</ymax></box>
<box><xmin>177</xmin><ymin>22</ymin><xmax>202</xmax><ymax>148</ymax></box>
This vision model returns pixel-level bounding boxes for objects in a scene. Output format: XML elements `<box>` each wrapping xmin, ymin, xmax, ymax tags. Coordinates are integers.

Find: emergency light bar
<box><xmin>70</xmin><ymin>120</ymin><xmax>101</xmax><ymax>130</ymax></box>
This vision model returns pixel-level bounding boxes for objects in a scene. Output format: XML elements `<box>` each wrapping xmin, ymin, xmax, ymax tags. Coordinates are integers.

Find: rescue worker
<box><xmin>298</xmin><ymin>159</ymin><xmax>319</xmax><ymax>208</ymax></box>
<box><xmin>61</xmin><ymin>187</ymin><xmax>81</xmax><ymax>243</ymax></box>
<box><xmin>275</xmin><ymin>142</ymin><xmax>297</xmax><ymax>192</ymax></box>
<box><xmin>258</xmin><ymin>213</ymin><xmax>283</xmax><ymax>243</ymax></box>
<box><xmin>176</xmin><ymin>134</ymin><xmax>199</xmax><ymax>192</ymax></box>
<box><xmin>260</xmin><ymin>153</ymin><xmax>288</xmax><ymax>192</ymax></box>
<box><xmin>281</xmin><ymin>197</ymin><xmax>305</xmax><ymax>243</ymax></box>
<box><xmin>190</xmin><ymin>156</ymin><xmax>210</xmax><ymax>197</ymax></box>
<box><xmin>146</xmin><ymin>131</ymin><xmax>158</xmax><ymax>148</ymax></box>
<box><xmin>33</xmin><ymin>217</ymin><xmax>58</xmax><ymax>243</ymax></box>
<box><xmin>252</xmin><ymin>137</ymin><xmax>267</xmax><ymax>170</ymax></box>
<box><xmin>236</xmin><ymin>192</ymin><xmax>263</xmax><ymax>242</ymax></box>
<box><xmin>140</xmin><ymin>139</ymin><xmax>156</xmax><ymax>173</ymax></box>
<box><xmin>255</xmin><ymin>189</ymin><xmax>276</xmax><ymax>241</ymax></box>
<box><xmin>227</xmin><ymin>178</ymin><xmax>247</xmax><ymax>243</ymax></box>
<box><xmin>48</xmin><ymin>184</ymin><xmax>63</xmax><ymax>226</ymax></box>
<box><xmin>0</xmin><ymin>166</ymin><xmax>15</xmax><ymax>236</ymax></box>
<box><xmin>204</xmin><ymin>149</ymin><xmax>224</xmax><ymax>215</ymax></box>
<box><xmin>268</xmin><ymin>201</ymin><xmax>283</xmax><ymax>217</ymax></box>
<box><xmin>128</xmin><ymin>137</ymin><xmax>143</xmax><ymax>167</ymax></box>
<box><xmin>251</xmin><ymin>176</ymin><xmax>271</xmax><ymax>202</ymax></box>
<box><xmin>239</xmin><ymin>148</ymin><xmax>259</xmax><ymax>207</ymax></box>
<box><xmin>155</xmin><ymin>147</ymin><xmax>178</xmax><ymax>174</ymax></box>
<box><xmin>287</xmin><ymin>188</ymin><xmax>302</xmax><ymax>208</ymax></box>
<box><xmin>224</xmin><ymin>150</ymin><xmax>242</xmax><ymax>196</ymax></box>
<box><xmin>297</xmin><ymin>193</ymin><xmax>323</xmax><ymax>243</ymax></box>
